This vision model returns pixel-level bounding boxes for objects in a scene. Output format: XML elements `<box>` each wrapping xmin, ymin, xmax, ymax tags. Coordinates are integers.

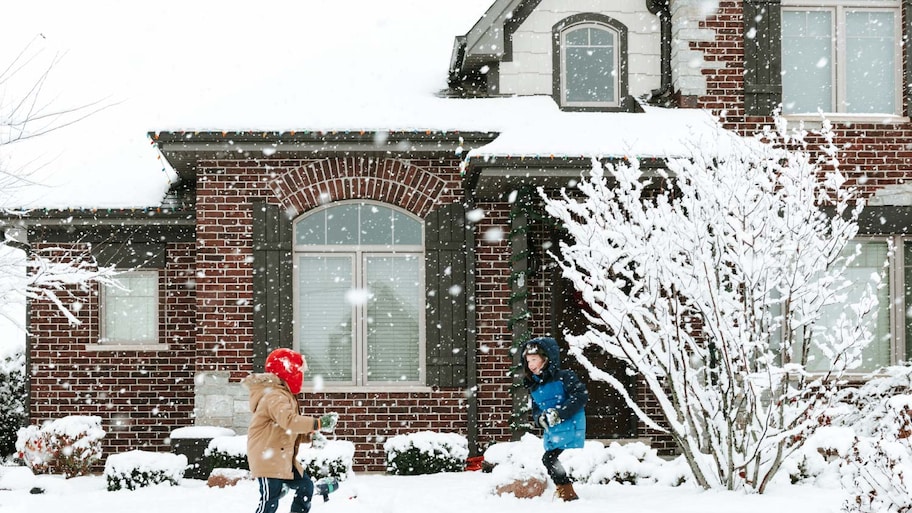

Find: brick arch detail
<box><xmin>267</xmin><ymin>158</ymin><xmax>447</xmax><ymax>218</ymax></box>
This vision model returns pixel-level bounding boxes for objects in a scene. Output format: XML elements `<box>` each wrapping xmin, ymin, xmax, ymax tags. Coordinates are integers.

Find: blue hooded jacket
<box><xmin>521</xmin><ymin>337</ymin><xmax>588</xmax><ymax>451</ymax></box>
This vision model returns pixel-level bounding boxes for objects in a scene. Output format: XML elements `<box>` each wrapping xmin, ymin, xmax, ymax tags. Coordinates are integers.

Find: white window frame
<box><xmin>293</xmin><ymin>201</ymin><xmax>426</xmax><ymax>389</ymax></box>
<box><xmin>779</xmin><ymin>237</ymin><xmax>907</xmax><ymax>374</ymax></box>
<box><xmin>781</xmin><ymin>0</ymin><xmax>903</xmax><ymax>119</ymax></box>
<box><xmin>560</xmin><ymin>22</ymin><xmax>621</xmax><ymax>109</ymax></box>
<box><xmin>830</xmin><ymin>238</ymin><xmax>898</xmax><ymax>372</ymax></box>
<box><xmin>98</xmin><ymin>269</ymin><xmax>160</xmax><ymax>347</ymax></box>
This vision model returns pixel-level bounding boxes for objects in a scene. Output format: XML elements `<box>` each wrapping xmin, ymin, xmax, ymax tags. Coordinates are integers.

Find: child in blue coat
<box><xmin>521</xmin><ymin>336</ymin><xmax>588</xmax><ymax>501</ymax></box>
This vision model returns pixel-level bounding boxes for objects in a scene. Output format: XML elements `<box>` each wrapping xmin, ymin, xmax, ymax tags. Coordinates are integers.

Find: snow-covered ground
<box><xmin>0</xmin><ymin>469</ymin><xmax>846</xmax><ymax>513</ymax></box>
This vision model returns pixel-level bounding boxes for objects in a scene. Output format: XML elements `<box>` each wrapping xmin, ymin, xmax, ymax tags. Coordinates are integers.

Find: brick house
<box><xmin>6</xmin><ymin>0</ymin><xmax>912</xmax><ymax>472</ymax></box>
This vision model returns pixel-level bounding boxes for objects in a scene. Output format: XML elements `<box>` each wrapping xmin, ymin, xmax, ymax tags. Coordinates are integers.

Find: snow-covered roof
<box><xmin>1</xmin><ymin>0</ymin><xmax>734</xmax><ymax>210</ymax></box>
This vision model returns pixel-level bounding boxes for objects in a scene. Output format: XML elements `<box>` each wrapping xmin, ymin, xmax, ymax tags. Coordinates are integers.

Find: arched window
<box><xmin>554</xmin><ymin>15</ymin><xmax>628</xmax><ymax>110</ymax></box>
<box><xmin>294</xmin><ymin>201</ymin><xmax>424</xmax><ymax>386</ymax></box>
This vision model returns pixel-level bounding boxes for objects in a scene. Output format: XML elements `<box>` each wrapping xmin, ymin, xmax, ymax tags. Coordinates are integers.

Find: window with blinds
<box><xmin>294</xmin><ymin>201</ymin><xmax>424</xmax><ymax>386</ymax></box>
<box><xmin>100</xmin><ymin>270</ymin><xmax>159</xmax><ymax>345</ymax></box>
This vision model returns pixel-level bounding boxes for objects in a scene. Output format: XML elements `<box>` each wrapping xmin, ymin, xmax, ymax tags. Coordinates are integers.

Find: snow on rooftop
<box><xmin>466</xmin><ymin>105</ymin><xmax>740</xmax><ymax>160</ymax></box>
<box><xmin>1</xmin><ymin>0</ymin><xmax>742</xmax><ymax>210</ymax></box>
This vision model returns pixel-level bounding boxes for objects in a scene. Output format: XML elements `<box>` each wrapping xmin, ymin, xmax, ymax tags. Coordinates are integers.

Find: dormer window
<box><xmin>554</xmin><ymin>14</ymin><xmax>629</xmax><ymax>111</ymax></box>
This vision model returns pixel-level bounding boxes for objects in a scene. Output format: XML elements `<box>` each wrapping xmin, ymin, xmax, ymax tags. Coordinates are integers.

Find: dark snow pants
<box><xmin>542</xmin><ymin>448</ymin><xmax>572</xmax><ymax>485</ymax></box>
<box><xmin>254</xmin><ymin>467</ymin><xmax>315</xmax><ymax>513</ymax></box>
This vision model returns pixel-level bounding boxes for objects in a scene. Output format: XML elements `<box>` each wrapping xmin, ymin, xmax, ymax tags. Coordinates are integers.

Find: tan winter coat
<box><xmin>243</xmin><ymin>373</ymin><xmax>319</xmax><ymax>479</ymax></box>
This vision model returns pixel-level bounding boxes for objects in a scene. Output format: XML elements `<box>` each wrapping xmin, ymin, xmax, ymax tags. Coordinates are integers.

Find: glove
<box><xmin>319</xmin><ymin>412</ymin><xmax>339</xmax><ymax>433</ymax></box>
<box><xmin>537</xmin><ymin>408</ymin><xmax>561</xmax><ymax>429</ymax></box>
<box><xmin>311</xmin><ymin>431</ymin><xmax>327</xmax><ymax>449</ymax></box>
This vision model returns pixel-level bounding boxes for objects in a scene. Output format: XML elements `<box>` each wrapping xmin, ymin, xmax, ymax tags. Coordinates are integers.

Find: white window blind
<box><xmin>101</xmin><ymin>270</ymin><xmax>158</xmax><ymax>344</ymax></box>
<box><xmin>294</xmin><ymin>201</ymin><xmax>424</xmax><ymax>386</ymax></box>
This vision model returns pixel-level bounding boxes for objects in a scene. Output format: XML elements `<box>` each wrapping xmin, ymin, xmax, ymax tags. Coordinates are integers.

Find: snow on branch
<box><xmin>542</xmin><ymin>114</ymin><xmax>881</xmax><ymax>493</ymax></box>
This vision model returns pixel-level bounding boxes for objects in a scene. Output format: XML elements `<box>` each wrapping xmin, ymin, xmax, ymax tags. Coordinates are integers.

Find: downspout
<box><xmin>647</xmin><ymin>0</ymin><xmax>674</xmax><ymax>101</ymax></box>
<box><xmin>463</xmin><ymin>162</ymin><xmax>480</xmax><ymax>457</ymax></box>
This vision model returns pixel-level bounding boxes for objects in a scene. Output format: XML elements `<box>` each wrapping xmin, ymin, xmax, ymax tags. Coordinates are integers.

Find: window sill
<box><xmin>302</xmin><ymin>384</ymin><xmax>435</xmax><ymax>394</ymax></box>
<box><xmin>83</xmin><ymin>343</ymin><xmax>170</xmax><ymax>352</ymax></box>
<box><xmin>783</xmin><ymin>113</ymin><xmax>910</xmax><ymax>127</ymax></box>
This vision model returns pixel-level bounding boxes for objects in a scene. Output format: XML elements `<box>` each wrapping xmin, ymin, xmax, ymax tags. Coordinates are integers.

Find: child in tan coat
<box><xmin>243</xmin><ymin>348</ymin><xmax>338</xmax><ymax>513</ymax></box>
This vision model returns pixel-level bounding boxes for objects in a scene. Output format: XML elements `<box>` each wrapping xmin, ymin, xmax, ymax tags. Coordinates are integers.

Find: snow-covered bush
<box><xmin>0</xmin><ymin>349</ymin><xmax>26</xmax><ymax>458</ymax></box>
<box><xmin>15</xmin><ymin>416</ymin><xmax>105</xmax><ymax>477</ymax></box>
<box><xmin>484</xmin><ymin>434</ymin><xmax>689</xmax><ymax>490</ymax></box>
<box><xmin>205</xmin><ymin>434</ymin><xmax>355</xmax><ymax>481</ymax></box>
<box><xmin>484</xmin><ymin>434</ymin><xmax>549</xmax><ymax>490</ymax></box>
<box><xmin>564</xmin><ymin>441</ymin><xmax>667</xmax><ymax>485</ymax></box>
<box><xmin>205</xmin><ymin>435</ymin><xmax>249</xmax><ymax>470</ymax></box>
<box><xmin>384</xmin><ymin>431</ymin><xmax>468</xmax><ymax>475</ymax></box>
<box><xmin>543</xmin><ymin>114</ymin><xmax>875</xmax><ymax>492</ymax></box>
<box><xmin>782</xmin><ymin>425</ymin><xmax>853</xmax><ymax>486</ymax></box>
<box><xmin>299</xmin><ymin>439</ymin><xmax>355</xmax><ymax>481</ymax></box>
<box><xmin>833</xmin><ymin>366</ymin><xmax>912</xmax><ymax>513</ymax></box>
<box><xmin>104</xmin><ymin>450</ymin><xmax>187</xmax><ymax>491</ymax></box>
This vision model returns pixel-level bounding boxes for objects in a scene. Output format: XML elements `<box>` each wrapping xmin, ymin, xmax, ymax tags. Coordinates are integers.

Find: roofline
<box><xmin>463</xmin><ymin>154</ymin><xmax>669</xmax><ymax>200</ymax></box>
<box><xmin>0</xmin><ymin>208</ymin><xmax>195</xmax><ymax>226</ymax></box>
<box><xmin>151</xmin><ymin>129</ymin><xmax>500</xmax><ymax>182</ymax></box>
<box><xmin>150</xmin><ymin>129</ymin><xmax>499</xmax><ymax>146</ymax></box>
<box><xmin>464</xmin><ymin>154</ymin><xmax>669</xmax><ymax>168</ymax></box>
<box><xmin>458</xmin><ymin>0</ymin><xmax>522</xmax><ymax>71</ymax></box>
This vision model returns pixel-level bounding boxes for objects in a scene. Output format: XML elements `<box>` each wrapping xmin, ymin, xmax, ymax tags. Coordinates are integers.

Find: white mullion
<box><xmin>560</xmin><ymin>30</ymin><xmax>569</xmax><ymax>105</ymax></box>
<box><xmin>346</xmin><ymin>253</ymin><xmax>359</xmax><ymax>386</ymax></box>
<box><xmin>893</xmin><ymin>236</ymin><xmax>905</xmax><ymax>364</ymax></box>
<box><xmin>833</xmin><ymin>6</ymin><xmax>844</xmax><ymax>112</ymax></box>
<box><xmin>893</xmin><ymin>10</ymin><xmax>902</xmax><ymax>115</ymax></box>
<box><xmin>357</xmin><ymin>250</ymin><xmax>368</xmax><ymax>385</ymax></box>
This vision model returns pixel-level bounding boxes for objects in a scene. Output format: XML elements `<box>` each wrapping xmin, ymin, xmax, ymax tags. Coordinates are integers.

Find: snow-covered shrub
<box><xmin>104</xmin><ymin>450</ymin><xmax>187</xmax><ymax>491</ymax></box>
<box><xmin>384</xmin><ymin>431</ymin><xmax>468</xmax><ymax>475</ymax></box>
<box><xmin>782</xmin><ymin>425</ymin><xmax>853</xmax><ymax>486</ymax></box>
<box><xmin>563</xmin><ymin>441</ymin><xmax>667</xmax><ymax>485</ymax></box>
<box><xmin>299</xmin><ymin>439</ymin><xmax>355</xmax><ymax>481</ymax></box>
<box><xmin>484</xmin><ymin>434</ymin><xmax>685</xmax><ymax>490</ymax></box>
<box><xmin>15</xmin><ymin>416</ymin><xmax>104</xmax><ymax>477</ymax></box>
<box><xmin>543</xmin><ymin>114</ymin><xmax>875</xmax><ymax>492</ymax></box>
<box><xmin>832</xmin><ymin>366</ymin><xmax>912</xmax><ymax>513</ymax></box>
<box><xmin>205</xmin><ymin>434</ymin><xmax>354</xmax><ymax>481</ymax></box>
<box><xmin>484</xmin><ymin>434</ymin><xmax>549</xmax><ymax>491</ymax></box>
<box><xmin>651</xmin><ymin>455</ymin><xmax>693</xmax><ymax>487</ymax></box>
<box><xmin>0</xmin><ymin>349</ymin><xmax>26</xmax><ymax>459</ymax></box>
<box><xmin>205</xmin><ymin>435</ymin><xmax>249</xmax><ymax>470</ymax></box>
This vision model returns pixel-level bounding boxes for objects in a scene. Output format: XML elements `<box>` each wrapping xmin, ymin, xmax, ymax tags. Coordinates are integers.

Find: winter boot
<box><xmin>555</xmin><ymin>483</ymin><xmax>579</xmax><ymax>502</ymax></box>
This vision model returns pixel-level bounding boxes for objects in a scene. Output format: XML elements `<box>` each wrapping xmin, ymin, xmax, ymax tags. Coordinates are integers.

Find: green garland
<box><xmin>506</xmin><ymin>186</ymin><xmax>557</xmax><ymax>435</ymax></box>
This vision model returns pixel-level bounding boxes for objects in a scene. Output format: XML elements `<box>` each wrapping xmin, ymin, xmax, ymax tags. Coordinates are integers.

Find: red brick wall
<box><xmin>194</xmin><ymin>156</ymin><xmax>509</xmax><ymax>471</ymax></box>
<box><xmin>28</xmin><ymin>242</ymin><xmax>196</xmax><ymax>459</ymax></box>
<box><xmin>472</xmin><ymin>202</ymin><xmax>515</xmax><ymax>451</ymax></box>
<box><xmin>696</xmin><ymin>0</ymin><xmax>912</xmax><ymax>194</ymax></box>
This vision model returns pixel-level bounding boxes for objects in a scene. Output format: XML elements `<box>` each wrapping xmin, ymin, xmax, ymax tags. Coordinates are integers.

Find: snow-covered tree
<box><xmin>541</xmin><ymin>116</ymin><xmax>880</xmax><ymax>492</ymax></box>
<box><xmin>0</xmin><ymin>40</ymin><xmax>120</xmax><ymax>328</ymax></box>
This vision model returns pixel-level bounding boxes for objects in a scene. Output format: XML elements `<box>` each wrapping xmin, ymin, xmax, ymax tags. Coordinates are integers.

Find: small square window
<box><xmin>100</xmin><ymin>270</ymin><xmax>159</xmax><ymax>345</ymax></box>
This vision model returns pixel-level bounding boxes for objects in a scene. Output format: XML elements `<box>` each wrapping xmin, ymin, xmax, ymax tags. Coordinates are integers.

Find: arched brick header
<box><xmin>267</xmin><ymin>157</ymin><xmax>447</xmax><ymax>218</ymax></box>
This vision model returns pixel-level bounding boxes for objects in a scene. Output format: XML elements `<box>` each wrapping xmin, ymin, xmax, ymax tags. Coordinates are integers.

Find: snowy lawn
<box><xmin>0</xmin><ymin>469</ymin><xmax>846</xmax><ymax>513</ymax></box>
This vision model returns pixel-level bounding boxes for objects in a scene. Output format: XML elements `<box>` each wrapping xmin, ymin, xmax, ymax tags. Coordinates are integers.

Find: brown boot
<box><xmin>555</xmin><ymin>483</ymin><xmax>579</xmax><ymax>501</ymax></box>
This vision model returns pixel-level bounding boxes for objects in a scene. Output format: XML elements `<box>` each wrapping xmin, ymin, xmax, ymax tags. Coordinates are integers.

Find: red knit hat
<box><xmin>265</xmin><ymin>348</ymin><xmax>307</xmax><ymax>394</ymax></box>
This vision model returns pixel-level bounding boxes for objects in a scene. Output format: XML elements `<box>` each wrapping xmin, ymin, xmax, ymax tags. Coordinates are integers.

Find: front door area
<box><xmin>552</xmin><ymin>262</ymin><xmax>638</xmax><ymax>439</ymax></box>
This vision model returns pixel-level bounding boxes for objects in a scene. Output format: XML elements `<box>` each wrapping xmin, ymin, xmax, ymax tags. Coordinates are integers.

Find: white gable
<box><xmin>499</xmin><ymin>0</ymin><xmax>662</xmax><ymax>98</ymax></box>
